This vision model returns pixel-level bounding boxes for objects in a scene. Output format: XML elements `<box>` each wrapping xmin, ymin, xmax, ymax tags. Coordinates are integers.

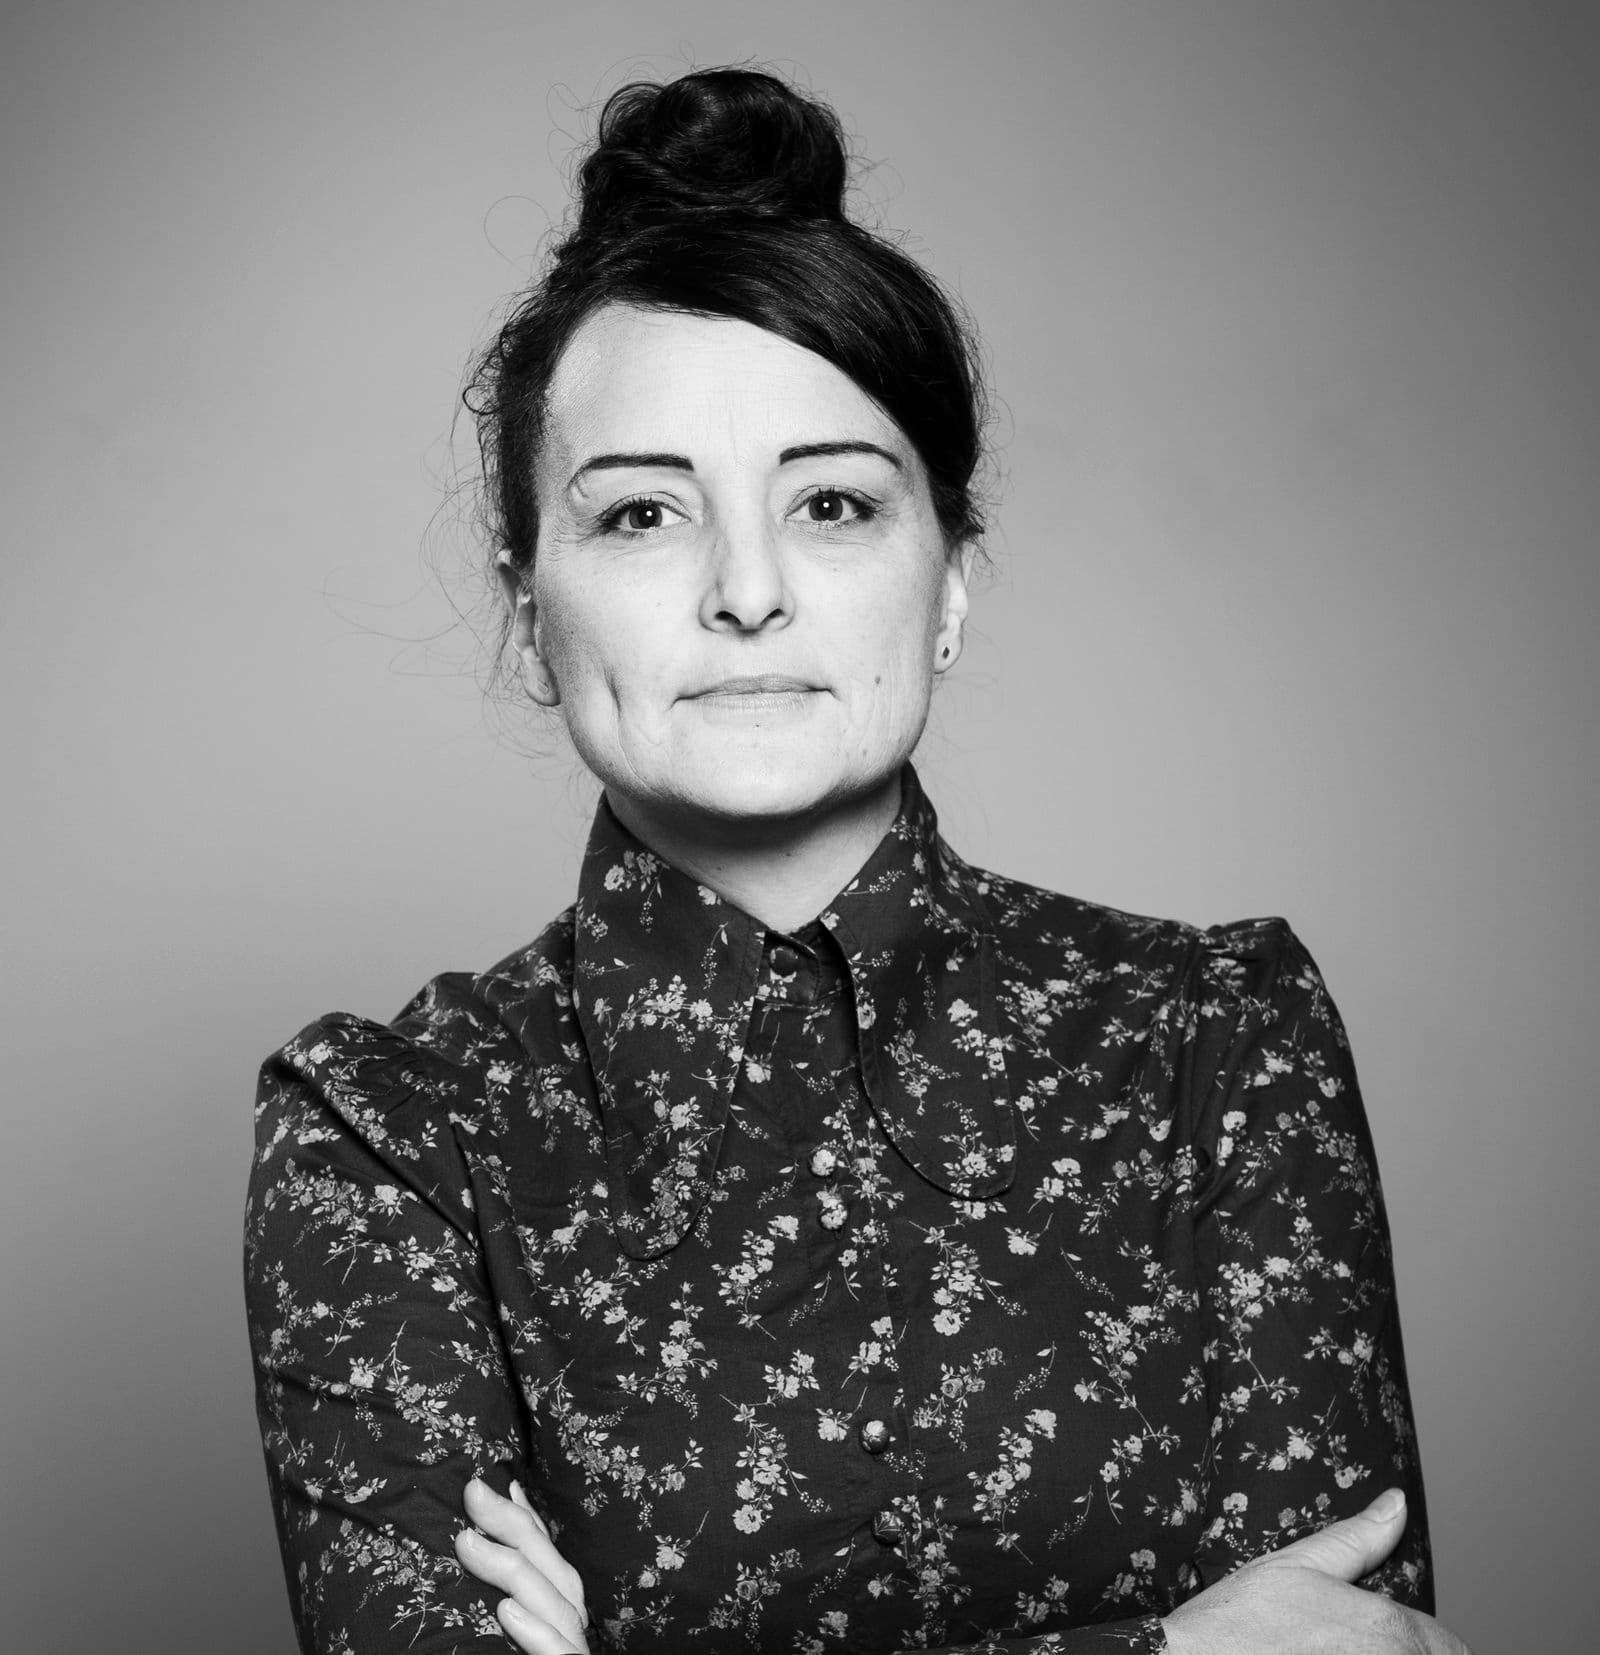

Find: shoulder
<box><xmin>958</xmin><ymin>854</ymin><xmax>1198</xmax><ymax>985</ymax></box>
<box><xmin>252</xmin><ymin>906</ymin><xmax>579</xmax><ymax>1164</ymax></box>
<box><xmin>957</xmin><ymin>849</ymin><xmax>1334</xmax><ymax>1039</ymax></box>
<box><xmin>1189</xmin><ymin>916</ymin><xmax>1345</xmax><ymax>1051</ymax></box>
<box><xmin>1179</xmin><ymin>918</ymin><xmax>1370</xmax><ymax>1169</ymax></box>
<box><xmin>1192</xmin><ymin>914</ymin><xmax>1319</xmax><ymax>1006</ymax></box>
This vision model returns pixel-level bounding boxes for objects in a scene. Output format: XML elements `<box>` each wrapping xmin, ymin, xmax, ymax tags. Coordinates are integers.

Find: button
<box><xmin>818</xmin><ymin>1190</ymin><xmax>847</xmax><ymax>1230</ymax></box>
<box><xmin>871</xmin><ymin>1508</ymin><xmax>904</xmax><ymax>1544</ymax></box>
<box><xmin>768</xmin><ymin>944</ymin><xmax>799</xmax><ymax>979</ymax></box>
<box><xmin>858</xmin><ymin>1419</ymin><xmax>892</xmax><ymax>1455</ymax></box>
<box><xmin>809</xmin><ymin>1146</ymin><xmax>839</xmax><ymax>1178</ymax></box>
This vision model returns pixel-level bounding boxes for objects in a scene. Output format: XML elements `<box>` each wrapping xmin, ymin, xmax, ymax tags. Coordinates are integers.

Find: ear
<box><xmin>933</xmin><ymin>541</ymin><xmax>975</xmax><ymax>673</ymax></box>
<box><xmin>496</xmin><ymin>554</ymin><xmax>560</xmax><ymax>707</ymax></box>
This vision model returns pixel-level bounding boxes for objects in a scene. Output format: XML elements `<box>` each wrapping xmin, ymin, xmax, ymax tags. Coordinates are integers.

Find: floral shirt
<box><xmin>245</xmin><ymin>767</ymin><xmax>1432</xmax><ymax>1655</ymax></box>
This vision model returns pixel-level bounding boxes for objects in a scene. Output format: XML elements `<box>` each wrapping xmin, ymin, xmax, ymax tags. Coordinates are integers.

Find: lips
<box><xmin>690</xmin><ymin>675</ymin><xmax>818</xmax><ymax>696</ymax></box>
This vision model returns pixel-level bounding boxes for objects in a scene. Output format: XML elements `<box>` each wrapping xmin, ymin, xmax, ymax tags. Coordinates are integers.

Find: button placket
<box><xmin>763</xmin><ymin>941</ymin><xmax>817</xmax><ymax>1005</ymax></box>
<box><xmin>809</xmin><ymin>1137</ymin><xmax>848</xmax><ymax>1229</ymax></box>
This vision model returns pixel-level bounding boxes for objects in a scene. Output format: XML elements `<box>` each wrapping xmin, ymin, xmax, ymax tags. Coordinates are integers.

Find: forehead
<box><xmin>540</xmin><ymin>304</ymin><xmax>904</xmax><ymax>469</ymax></box>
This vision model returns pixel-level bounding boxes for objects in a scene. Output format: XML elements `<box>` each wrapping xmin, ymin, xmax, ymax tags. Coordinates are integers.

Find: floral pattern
<box><xmin>245</xmin><ymin>767</ymin><xmax>1431</xmax><ymax>1653</ymax></box>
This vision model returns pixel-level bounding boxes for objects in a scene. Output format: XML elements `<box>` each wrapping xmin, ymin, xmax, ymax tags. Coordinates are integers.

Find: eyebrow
<box><xmin>568</xmin><ymin>452</ymin><xmax>692</xmax><ymax>490</ymax></box>
<box><xmin>778</xmin><ymin>441</ymin><xmax>903</xmax><ymax>470</ymax></box>
<box><xmin>567</xmin><ymin>440</ymin><xmax>903</xmax><ymax>491</ymax></box>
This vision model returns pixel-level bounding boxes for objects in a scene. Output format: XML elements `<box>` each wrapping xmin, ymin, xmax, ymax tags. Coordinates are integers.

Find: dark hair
<box><xmin>467</xmin><ymin>67</ymin><xmax>989</xmax><ymax>590</ymax></box>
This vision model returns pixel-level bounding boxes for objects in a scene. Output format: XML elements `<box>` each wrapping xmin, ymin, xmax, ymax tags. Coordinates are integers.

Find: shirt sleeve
<box><xmin>244</xmin><ymin>1017</ymin><xmax>525</xmax><ymax>1653</ymax></box>
<box><xmin>1182</xmin><ymin>921</ymin><xmax>1433</xmax><ymax>1609</ymax></box>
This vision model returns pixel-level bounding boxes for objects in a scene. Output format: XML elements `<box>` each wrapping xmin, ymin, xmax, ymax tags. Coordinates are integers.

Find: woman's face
<box><xmin>511</xmin><ymin>304</ymin><xmax>970</xmax><ymax>837</ymax></box>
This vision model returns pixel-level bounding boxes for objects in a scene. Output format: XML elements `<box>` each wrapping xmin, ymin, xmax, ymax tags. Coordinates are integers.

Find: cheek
<box><xmin>536</xmin><ymin>572</ymin><xmax>635</xmax><ymax>698</ymax></box>
<box><xmin>541</xmin><ymin>591</ymin><xmax>687</xmax><ymax>771</ymax></box>
<box><xmin>866</xmin><ymin>571</ymin><xmax>946</xmax><ymax>677</ymax></box>
<box><xmin>834</xmin><ymin>594</ymin><xmax>942</xmax><ymax>726</ymax></box>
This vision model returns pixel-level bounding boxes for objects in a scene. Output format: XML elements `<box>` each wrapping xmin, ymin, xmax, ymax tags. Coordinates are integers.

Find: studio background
<box><xmin>3</xmin><ymin>3</ymin><xmax>1594</xmax><ymax>1651</ymax></box>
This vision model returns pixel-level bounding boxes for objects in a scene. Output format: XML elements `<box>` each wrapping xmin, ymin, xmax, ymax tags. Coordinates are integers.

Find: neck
<box><xmin>607</xmin><ymin>773</ymin><xmax>904</xmax><ymax>934</ymax></box>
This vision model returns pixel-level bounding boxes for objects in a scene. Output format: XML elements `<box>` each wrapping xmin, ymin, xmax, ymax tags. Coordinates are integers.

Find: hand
<box><xmin>1161</xmin><ymin>1488</ymin><xmax>1473</xmax><ymax>1655</ymax></box>
<box><xmin>455</xmin><ymin>1477</ymin><xmax>591</xmax><ymax>1655</ymax></box>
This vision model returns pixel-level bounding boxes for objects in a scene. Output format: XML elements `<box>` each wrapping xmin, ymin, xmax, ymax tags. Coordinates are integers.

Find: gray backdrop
<box><xmin>3</xmin><ymin>3</ymin><xmax>1595</xmax><ymax>1651</ymax></box>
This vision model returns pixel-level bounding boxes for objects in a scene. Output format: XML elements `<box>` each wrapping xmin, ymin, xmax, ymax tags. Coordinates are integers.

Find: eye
<box><xmin>796</xmin><ymin>488</ymin><xmax>875</xmax><ymax>527</ymax></box>
<box><xmin>599</xmin><ymin>495</ymin><xmax>683</xmax><ymax>536</ymax></box>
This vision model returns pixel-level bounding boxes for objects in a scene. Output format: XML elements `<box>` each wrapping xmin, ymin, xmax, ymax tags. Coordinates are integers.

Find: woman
<box><xmin>245</xmin><ymin>68</ymin><xmax>1470</xmax><ymax>1655</ymax></box>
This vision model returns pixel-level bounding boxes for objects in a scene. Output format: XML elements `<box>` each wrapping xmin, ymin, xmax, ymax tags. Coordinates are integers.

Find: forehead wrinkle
<box><xmin>539</xmin><ymin>305</ymin><xmax>917</xmax><ymax>501</ymax></box>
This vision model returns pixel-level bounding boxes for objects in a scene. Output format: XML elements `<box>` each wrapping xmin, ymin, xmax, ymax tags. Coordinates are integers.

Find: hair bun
<box><xmin>576</xmin><ymin>68</ymin><xmax>849</xmax><ymax>234</ymax></box>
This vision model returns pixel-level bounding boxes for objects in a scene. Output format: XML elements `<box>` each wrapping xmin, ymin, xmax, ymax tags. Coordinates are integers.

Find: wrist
<box><xmin>1156</xmin><ymin>1609</ymin><xmax>1205</xmax><ymax>1655</ymax></box>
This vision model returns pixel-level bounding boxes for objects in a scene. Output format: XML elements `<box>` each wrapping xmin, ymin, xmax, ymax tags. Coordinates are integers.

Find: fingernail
<box><xmin>1370</xmin><ymin>1488</ymin><xmax>1405</xmax><ymax>1520</ymax></box>
<box><xmin>457</xmin><ymin>1527</ymin><xmax>482</xmax><ymax>1550</ymax></box>
<box><xmin>500</xmin><ymin>1599</ymin><xmax>532</xmax><ymax>1628</ymax></box>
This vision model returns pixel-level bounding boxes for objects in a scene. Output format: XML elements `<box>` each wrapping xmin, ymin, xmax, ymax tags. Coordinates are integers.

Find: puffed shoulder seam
<box><xmin>1177</xmin><ymin>916</ymin><xmax>1317</xmax><ymax>1158</ymax></box>
<box><xmin>1194</xmin><ymin>915</ymin><xmax>1308</xmax><ymax>1010</ymax></box>
<box><xmin>269</xmin><ymin>1010</ymin><xmax>466</xmax><ymax>1115</ymax></box>
<box><xmin>255</xmin><ymin>1011</ymin><xmax>483</xmax><ymax>1236</ymax></box>
<box><xmin>1199</xmin><ymin>912</ymin><xmax>1294</xmax><ymax>957</ymax></box>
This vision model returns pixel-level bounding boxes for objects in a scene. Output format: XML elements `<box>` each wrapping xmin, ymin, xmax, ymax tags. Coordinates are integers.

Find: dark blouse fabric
<box><xmin>245</xmin><ymin>768</ymin><xmax>1432</xmax><ymax>1655</ymax></box>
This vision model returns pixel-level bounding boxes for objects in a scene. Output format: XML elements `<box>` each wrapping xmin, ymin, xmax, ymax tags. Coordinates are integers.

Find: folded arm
<box><xmin>245</xmin><ymin>1024</ymin><xmax>526</xmax><ymax>1653</ymax></box>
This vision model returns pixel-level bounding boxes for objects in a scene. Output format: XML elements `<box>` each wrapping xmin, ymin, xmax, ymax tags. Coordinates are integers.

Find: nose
<box><xmin>700</xmin><ymin>520</ymin><xmax>792</xmax><ymax>634</ymax></box>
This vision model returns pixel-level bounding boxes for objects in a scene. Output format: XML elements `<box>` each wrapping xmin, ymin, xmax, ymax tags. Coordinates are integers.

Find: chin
<box><xmin>682</xmin><ymin>766</ymin><xmax>848</xmax><ymax>824</ymax></box>
<box><xmin>666</xmin><ymin>745</ymin><xmax>902</xmax><ymax>829</ymax></box>
<box><xmin>605</xmin><ymin>723</ymin><xmax>911</xmax><ymax>835</ymax></box>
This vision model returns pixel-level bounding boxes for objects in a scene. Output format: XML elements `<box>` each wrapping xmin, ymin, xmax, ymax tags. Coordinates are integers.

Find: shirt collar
<box><xmin>570</xmin><ymin>766</ymin><xmax>1014</xmax><ymax>1260</ymax></box>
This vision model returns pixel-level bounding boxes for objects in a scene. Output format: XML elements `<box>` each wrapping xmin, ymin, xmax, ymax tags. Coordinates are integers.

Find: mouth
<box><xmin>690</xmin><ymin>675</ymin><xmax>819</xmax><ymax>698</ymax></box>
<box><xmin>686</xmin><ymin>676</ymin><xmax>824</xmax><ymax>718</ymax></box>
